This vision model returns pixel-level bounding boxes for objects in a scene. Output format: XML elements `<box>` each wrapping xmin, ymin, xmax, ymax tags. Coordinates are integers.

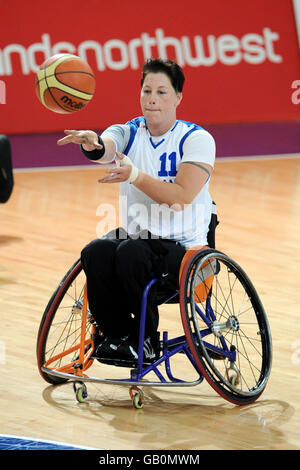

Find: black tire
<box><xmin>36</xmin><ymin>259</ymin><xmax>91</xmax><ymax>385</ymax></box>
<box><xmin>180</xmin><ymin>249</ymin><xmax>272</xmax><ymax>405</ymax></box>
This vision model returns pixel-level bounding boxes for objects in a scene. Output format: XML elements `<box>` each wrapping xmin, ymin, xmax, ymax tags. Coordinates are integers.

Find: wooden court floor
<box><xmin>0</xmin><ymin>155</ymin><xmax>299</xmax><ymax>450</ymax></box>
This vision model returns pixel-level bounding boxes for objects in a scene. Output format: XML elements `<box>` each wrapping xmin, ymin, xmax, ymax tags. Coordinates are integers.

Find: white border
<box><xmin>293</xmin><ymin>0</ymin><xmax>300</xmax><ymax>48</ymax></box>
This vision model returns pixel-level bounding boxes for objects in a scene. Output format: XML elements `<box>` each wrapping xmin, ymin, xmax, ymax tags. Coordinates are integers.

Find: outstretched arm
<box><xmin>57</xmin><ymin>129</ymin><xmax>117</xmax><ymax>163</ymax></box>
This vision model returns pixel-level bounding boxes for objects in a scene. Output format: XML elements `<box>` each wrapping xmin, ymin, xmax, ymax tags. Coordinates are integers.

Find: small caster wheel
<box><xmin>226</xmin><ymin>366</ymin><xmax>241</xmax><ymax>387</ymax></box>
<box><xmin>132</xmin><ymin>392</ymin><xmax>144</xmax><ymax>409</ymax></box>
<box><xmin>129</xmin><ymin>386</ymin><xmax>144</xmax><ymax>409</ymax></box>
<box><xmin>73</xmin><ymin>382</ymin><xmax>88</xmax><ymax>403</ymax></box>
<box><xmin>228</xmin><ymin>373</ymin><xmax>240</xmax><ymax>386</ymax></box>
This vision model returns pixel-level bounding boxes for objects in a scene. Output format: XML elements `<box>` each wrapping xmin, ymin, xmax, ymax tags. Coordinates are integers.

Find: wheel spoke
<box><xmin>37</xmin><ymin>261</ymin><xmax>93</xmax><ymax>385</ymax></box>
<box><xmin>180</xmin><ymin>250</ymin><xmax>272</xmax><ymax>405</ymax></box>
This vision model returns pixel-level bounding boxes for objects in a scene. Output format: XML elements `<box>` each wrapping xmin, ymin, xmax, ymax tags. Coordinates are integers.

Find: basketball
<box><xmin>35</xmin><ymin>54</ymin><xmax>96</xmax><ymax>114</ymax></box>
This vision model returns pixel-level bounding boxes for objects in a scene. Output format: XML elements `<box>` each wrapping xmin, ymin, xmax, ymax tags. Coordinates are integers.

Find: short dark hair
<box><xmin>141</xmin><ymin>58</ymin><xmax>185</xmax><ymax>93</ymax></box>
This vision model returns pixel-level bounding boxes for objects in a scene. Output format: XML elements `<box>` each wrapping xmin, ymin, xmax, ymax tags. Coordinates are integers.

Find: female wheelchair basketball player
<box><xmin>57</xmin><ymin>58</ymin><xmax>215</xmax><ymax>364</ymax></box>
<box><xmin>37</xmin><ymin>59</ymin><xmax>272</xmax><ymax>408</ymax></box>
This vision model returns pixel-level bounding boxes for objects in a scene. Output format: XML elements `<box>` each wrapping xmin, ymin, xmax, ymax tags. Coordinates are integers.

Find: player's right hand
<box><xmin>57</xmin><ymin>130</ymin><xmax>102</xmax><ymax>152</ymax></box>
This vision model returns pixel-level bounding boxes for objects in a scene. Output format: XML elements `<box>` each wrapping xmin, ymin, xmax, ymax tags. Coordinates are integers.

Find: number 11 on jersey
<box><xmin>158</xmin><ymin>152</ymin><xmax>177</xmax><ymax>178</ymax></box>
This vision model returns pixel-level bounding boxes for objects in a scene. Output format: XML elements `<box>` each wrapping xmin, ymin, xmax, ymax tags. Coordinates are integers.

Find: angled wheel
<box><xmin>73</xmin><ymin>381</ymin><xmax>88</xmax><ymax>403</ymax></box>
<box><xmin>36</xmin><ymin>259</ymin><xmax>94</xmax><ymax>385</ymax></box>
<box><xmin>180</xmin><ymin>249</ymin><xmax>272</xmax><ymax>405</ymax></box>
<box><xmin>129</xmin><ymin>386</ymin><xmax>144</xmax><ymax>409</ymax></box>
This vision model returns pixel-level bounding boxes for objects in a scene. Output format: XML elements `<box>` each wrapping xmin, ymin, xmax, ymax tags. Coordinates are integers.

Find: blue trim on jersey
<box><xmin>149</xmin><ymin>121</ymin><xmax>179</xmax><ymax>148</ymax></box>
<box><xmin>179</xmin><ymin>120</ymin><xmax>203</xmax><ymax>130</ymax></box>
<box><xmin>171</xmin><ymin>121</ymin><xmax>179</xmax><ymax>132</ymax></box>
<box><xmin>123</xmin><ymin>117</ymin><xmax>146</xmax><ymax>155</ymax></box>
<box><xmin>179</xmin><ymin>122</ymin><xmax>203</xmax><ymax>159</ymax></box>
<box><xmin>149</xmin><ymin>137</ymin><xmax>165</xmax><ymax>149</ymax></box>
<box><xmin>123</xmin><ymin>117</ymin><xmax>204</xmax><ymax>158</ymax></box>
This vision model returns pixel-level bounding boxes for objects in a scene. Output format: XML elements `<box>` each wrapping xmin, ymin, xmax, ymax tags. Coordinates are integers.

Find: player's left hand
<box><xmin>98</xmin><ymin>152</ymin><xmax>138</xmax><ymax>183</ymax></box>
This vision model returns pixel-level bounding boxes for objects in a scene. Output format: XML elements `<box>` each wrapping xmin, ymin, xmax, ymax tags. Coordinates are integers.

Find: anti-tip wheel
<box><xmin>132</xmin><ymin>392</ymin><xmax>144</xmax><ymax>409</ymax></box>
<box><xmin>73</xmin><ymin>382</ymin><xmax>88</xmax><ymax>403</ymax></box>
<box><xmin>129</xmin><ymin>386</ymin><xmax>144</xmax><ymax>409</ymax></box>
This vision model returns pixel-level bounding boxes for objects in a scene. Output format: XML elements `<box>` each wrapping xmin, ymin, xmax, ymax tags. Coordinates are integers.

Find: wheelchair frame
<box><xmin>37</xmin><ymin>243</ymin><xmax>272</xmax><ymax>409</ymax></box>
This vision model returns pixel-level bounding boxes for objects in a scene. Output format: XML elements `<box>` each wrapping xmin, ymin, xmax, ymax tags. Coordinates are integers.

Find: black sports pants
<box><xmin>80</xmin><ymin>229</ymin><xmax>186</xmax><ymax>343</ymax></box>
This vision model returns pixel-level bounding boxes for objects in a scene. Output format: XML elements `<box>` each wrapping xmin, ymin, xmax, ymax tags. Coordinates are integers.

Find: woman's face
<box><xmin>140</xmin><ymin>72</ymin><xmax>182</xmax><ymax>135</ymax></box>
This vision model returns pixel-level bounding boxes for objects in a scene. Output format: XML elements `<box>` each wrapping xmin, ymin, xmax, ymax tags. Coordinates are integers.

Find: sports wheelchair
<box><xmin>36</xmin><ymin>206</ymin><xmax>272</xmax><ymax>409</ymax></box>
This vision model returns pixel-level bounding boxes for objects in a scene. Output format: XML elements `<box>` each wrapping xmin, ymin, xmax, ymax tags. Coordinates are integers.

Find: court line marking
<box><xmin>0</xmin><ymin>433</ymin><xmax>99</xmax><ymax>450</ymax></box>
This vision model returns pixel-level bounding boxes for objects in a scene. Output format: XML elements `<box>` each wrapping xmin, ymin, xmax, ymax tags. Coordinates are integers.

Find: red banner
<box><xmin>0</xmin><ymin>0</ymin><xmax>299</xmax><ymax>134</ymax></box>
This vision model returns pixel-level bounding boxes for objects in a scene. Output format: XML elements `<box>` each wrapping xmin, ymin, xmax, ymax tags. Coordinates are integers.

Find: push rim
<box><xmin>36</xmin><ymin>260</ymin><xmax>93</xmax><ymax>384</ymax></box>
<box><xmin>180</xmin><ymin>249</ymin><xmax>272</xmax><ymax>405</ymax></box>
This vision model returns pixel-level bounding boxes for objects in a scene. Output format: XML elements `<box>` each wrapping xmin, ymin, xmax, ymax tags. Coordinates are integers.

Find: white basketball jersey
<box><xmin>102</xmin><ymin>117</ymin><xmax>216</xmax><ymax>249</ymax></box>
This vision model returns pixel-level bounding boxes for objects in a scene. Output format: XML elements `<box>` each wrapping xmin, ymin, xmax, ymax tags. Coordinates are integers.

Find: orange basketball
<box><xmin>35</xmin><ymin>54</ymin><xmax>95</xmax><ymax>114</ymax></box>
